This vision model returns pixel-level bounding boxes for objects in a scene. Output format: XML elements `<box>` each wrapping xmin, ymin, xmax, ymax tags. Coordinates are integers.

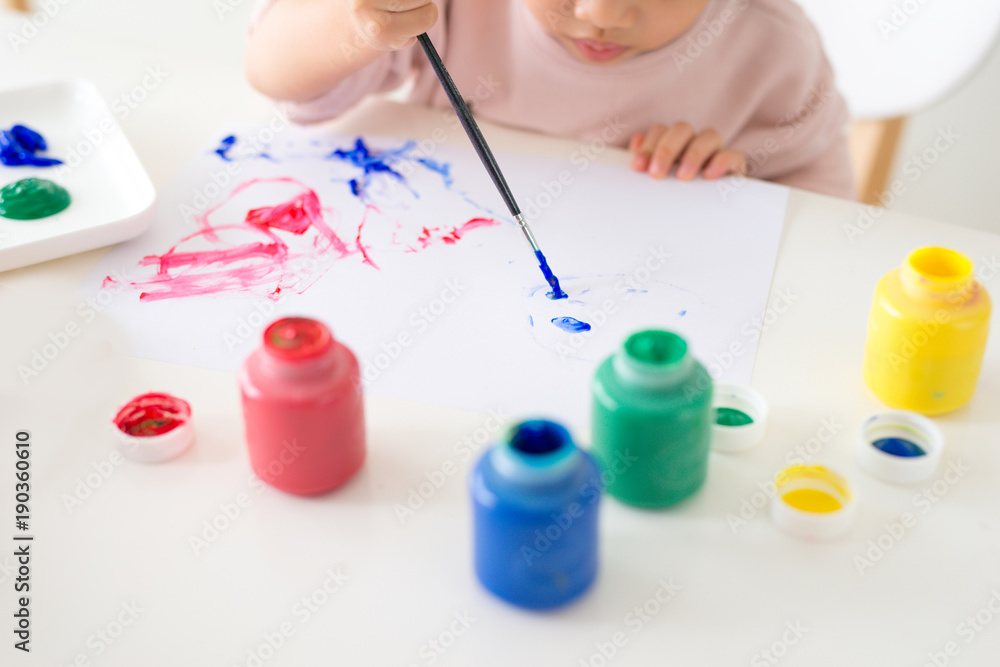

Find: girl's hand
<box><xmin>629</xmin><ymin>123</ymin><xmax>746</xmax><ymax>181</ymax></box>
<box><xmin>348</xmin><ymin>0</ymin><xmax>438</xmax><ymax>52</ymax></box>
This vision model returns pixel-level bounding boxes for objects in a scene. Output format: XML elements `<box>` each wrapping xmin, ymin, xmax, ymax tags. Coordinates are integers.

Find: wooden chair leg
<box><xmin>849</xmin><ymin>117</ymin><xmax>907</xmax><ymax>206</ymax></box>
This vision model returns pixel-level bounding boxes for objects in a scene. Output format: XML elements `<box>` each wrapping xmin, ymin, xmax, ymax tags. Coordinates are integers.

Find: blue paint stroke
<box><xmin>535</xmin><ymin>250</ymin><xmax>567</xmax><ymax>299</ymax></box>
<box><xmin>416</xmin><ymin>157</ymin><xmax>453</xmax><ymax>187</ymax></box>
<box><xmin>528</xmin><ymin>315</ymin><xmax>534</xmax><ymax>327</ymax></box>
<box><xmin>327</xmin><ymin>138</ymin><xmax>414</xmax><ymax>202</ymax></box>
<box><xmin>873</xmin><ymin>437</ymin><xmax>926</xmax><ymax>458</ymax></box>
<box><xmin>214</xmin><ymin>135</ymin><xmax>237</xmax><ymax>161</ymax></box>
<box><xmin>679</xmin><ymin>310</ymin><xmax>687</xmax><ymax>317</ymax></box>
<box><xmin>551</xmin><ymin>317</ymin><xmax>591</xmax><ymax>333</ymax></box>
<box><xmin>0</xmin><ymin>124</ymin><xmax>62</xmax><ymax>167</ymax></box>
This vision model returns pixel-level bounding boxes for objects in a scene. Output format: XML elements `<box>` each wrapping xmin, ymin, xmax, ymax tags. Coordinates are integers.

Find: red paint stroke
<box><xmin>112</xmin><ymin>178</ymin><xmax>499</xmax><ymax>302</ymax></box>
<box><xmin>113</xmin><ymin>392</ymin><xmax>191</xmax><ymax>437</ymax></box>
<box><xmin>355</xmin><ymin>205</ymin><xmax>380</xmax><ymax>269</ymax></box>
<box><xmin>408</xmin><ymin>217</ymin><xmax>499</xmax><ymax>252</ymax></box>
<box><xmin>118</xmin><ymin>178</ymin><xmax>356</xmax><ymax>301</ymax></box>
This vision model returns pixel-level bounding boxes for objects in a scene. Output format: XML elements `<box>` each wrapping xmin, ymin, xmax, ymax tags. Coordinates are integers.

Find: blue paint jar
<box><xmin>470</xmin><ymin>419</ymin><xmax>601</xmax><ymax>609</ymax></box>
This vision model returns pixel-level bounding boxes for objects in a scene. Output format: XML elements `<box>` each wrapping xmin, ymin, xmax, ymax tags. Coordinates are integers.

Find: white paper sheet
<box><xmin>83</xmin><ymin>125</ymin><xmax>789</xmax><ymax>427</ymax></box>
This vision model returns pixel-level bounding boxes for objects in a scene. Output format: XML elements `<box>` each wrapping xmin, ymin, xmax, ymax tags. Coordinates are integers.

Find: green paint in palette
<box><xmin>0</xmin><ymin>178</ymin><xmax>71</xmax><ymax>220</ymax></box>
<box><xmin>715</xmin><ymin>407</ymin><xmax>754</xmax><ymax>426</ymax></box>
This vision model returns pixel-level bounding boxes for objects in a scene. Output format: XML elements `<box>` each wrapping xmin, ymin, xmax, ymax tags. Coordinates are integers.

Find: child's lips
<box><xmin>571</xmin><ymin>38</ymin><xmax>629</xmax><ymax>62</ymax></box>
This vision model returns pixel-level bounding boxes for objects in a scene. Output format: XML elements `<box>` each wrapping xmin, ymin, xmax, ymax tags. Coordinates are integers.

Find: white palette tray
<box><xmin>0</xmin><ymin>79</ymin><xmax>155</xmax><ymax>272</ymax></box>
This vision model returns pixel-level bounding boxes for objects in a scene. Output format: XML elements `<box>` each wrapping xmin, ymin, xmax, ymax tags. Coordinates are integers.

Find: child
<box><xmin>246</xmin><ymin>0</ymin><xmax>854</xmax><ymax>199</ymax></box>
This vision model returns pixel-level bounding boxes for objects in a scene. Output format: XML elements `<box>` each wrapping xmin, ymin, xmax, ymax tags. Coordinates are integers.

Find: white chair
<box><xmin>795</xmin><ymin>0</ymin><xmax>1000</xmax><ymax>204</ymax></box>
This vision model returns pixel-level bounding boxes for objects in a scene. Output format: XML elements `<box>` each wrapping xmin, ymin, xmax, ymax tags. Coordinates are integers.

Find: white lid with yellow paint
<box><xmin>770</xmin><ymin>464</ymin><xmax>856</xmax><ymax>540</ymax></box>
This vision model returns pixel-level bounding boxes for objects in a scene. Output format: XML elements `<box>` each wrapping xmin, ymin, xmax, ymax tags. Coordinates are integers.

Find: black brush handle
<box><xmin>417</xmin><ymin>33</ymin><xmax>521</xmax><ymax>219</ymax></box>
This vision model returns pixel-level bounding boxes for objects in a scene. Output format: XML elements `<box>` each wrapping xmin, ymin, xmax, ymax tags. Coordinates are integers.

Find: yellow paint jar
<box><xmin>863</xmin><ymin>247</ymin><xmax>991</xmax><ymax>415</ymax></box>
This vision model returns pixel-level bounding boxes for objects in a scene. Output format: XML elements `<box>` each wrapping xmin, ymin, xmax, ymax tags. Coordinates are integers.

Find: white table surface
<box><xmin>2</xmin><ymin>5</ymin><xmax>1000</xmax><ymax>666</ymax></box>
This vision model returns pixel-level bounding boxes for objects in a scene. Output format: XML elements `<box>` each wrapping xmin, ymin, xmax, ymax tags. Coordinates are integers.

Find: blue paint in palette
<box><xmin>551</xmin><ymin>317</ymin><xmax>591</xmax><ymax>333</ymax></box>
<box><xmin>1</xmin><ymin>124</ymin><xmax>62</xmax><ymax>167</ymax></box>
<box><xmin>214</xmin><ymin>135</ymin><xmax>237</xmax><ymax>161</ymax></box>
<box><xmin>535</xmin><ymin>250</ymin><xmax>567</xmax><ymax>299</ymax></box>
<box><xmin>873</xmin><ymin>437</ymin><xmax>926</xmax><ymax>458</ymax></box>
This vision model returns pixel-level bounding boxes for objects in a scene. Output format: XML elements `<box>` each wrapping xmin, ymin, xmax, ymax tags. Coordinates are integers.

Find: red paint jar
<box><xmin>239</xmin><ymin>317</ymin><xmax>366</xmax><ymax>495</ymax></box>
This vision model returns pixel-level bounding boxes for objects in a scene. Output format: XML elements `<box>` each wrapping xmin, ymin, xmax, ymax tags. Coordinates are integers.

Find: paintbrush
<box><xmin>416</xmin><ymin>33</ymin><xmax>567</xmax><ymax>299</ymax></box>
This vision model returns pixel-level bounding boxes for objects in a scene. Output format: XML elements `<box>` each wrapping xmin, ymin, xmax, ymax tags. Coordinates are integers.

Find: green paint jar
<box><xmin>591</xmin><ymin>330</ymin><xmax>713</xmax><ymax>508</ymax></box>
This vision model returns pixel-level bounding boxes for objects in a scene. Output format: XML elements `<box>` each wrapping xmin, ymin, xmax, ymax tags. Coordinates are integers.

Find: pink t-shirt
<box><xmin>254</xmin><ymin>0</ymin><xmax>854</xmax><ymax>199</ymax></box>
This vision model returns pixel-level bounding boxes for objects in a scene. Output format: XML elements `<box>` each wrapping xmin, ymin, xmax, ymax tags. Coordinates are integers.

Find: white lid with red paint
<box><xmin>113</xmin><ymin>392</ymin><xmax>194</xmax><ymax>463</ymax></box>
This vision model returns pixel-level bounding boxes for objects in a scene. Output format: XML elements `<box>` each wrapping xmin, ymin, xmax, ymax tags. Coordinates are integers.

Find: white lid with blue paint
<box><xmin>711</xmin><ymin>383</ymin><xmax>768</xmax><ymax>453</ymax></box>
<box><xmin>856</xmin><ymin>410</ymin><xmax>943</xmax><ymax>484</ymax></box>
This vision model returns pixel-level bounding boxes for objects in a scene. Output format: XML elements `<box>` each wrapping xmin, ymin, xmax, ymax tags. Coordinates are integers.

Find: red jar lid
<box><xmin>263</xmin><ymin>317</ymin><xmax>332</xmax><ymax>361</ymax></box>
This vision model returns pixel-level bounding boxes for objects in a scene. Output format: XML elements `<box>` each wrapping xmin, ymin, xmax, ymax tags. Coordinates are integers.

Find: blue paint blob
<box><xmin>535</xmin><ymin>250</ymin><xmax>567</xmax><ymax>299</ymax></box>
<box><xmin>873</xmin><ymin>437</ymin><xmax>926</xmax><ymax>458</ymax></box>
<box><xmin>551</xmin><ymin>317</ymin><xmax>591</xmax><ymax>333</ymax></box>
<box><xmin>214</xmin><ymin>134</ymin><xmax>237</xmax><ymax>161</ymax></box>
<box><xmin>327</xmin><ymin>138</ymin><xmax>409</xmax><ymax>201</ymax></box>
<box><xmin>679</xmin><ymin>310</ymin><xmax>687</xmax><ymax>317</ymax></box>
<box><xmin>0</xmin><ymin>124</ymin><xmax>62</xmax><ymax>167</ymax></box>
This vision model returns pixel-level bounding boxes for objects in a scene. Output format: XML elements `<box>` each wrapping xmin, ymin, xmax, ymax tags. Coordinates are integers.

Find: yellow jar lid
<box><xmin>771</xmin><ymin>464</ymin><xmax>856</xmax><ymax>540</ymax></box>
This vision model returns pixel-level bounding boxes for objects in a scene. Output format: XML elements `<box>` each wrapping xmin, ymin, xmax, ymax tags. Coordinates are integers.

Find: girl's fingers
<box><xmin>631</xmin><ymin>124</ymin><xmax>667</xmax><ymax>172</ymax></box>
<box><xmin>628</xmin><ymin>133</ymin><xmax>644</xmax><ymax>154</ymax></box>
<box><xmin>676</xmin><ymin>129</ymin><xmax>722</xmax><ymax>180</ymax></box>
<box><xmin>648</xmin><ymin>122</ymin><xmax>695</xmax><ymax>178</ymax></box>
<box><xmin>703</xmin><ymin>150</ymin><xmax>747</xmax><ymax>179</ymax></box>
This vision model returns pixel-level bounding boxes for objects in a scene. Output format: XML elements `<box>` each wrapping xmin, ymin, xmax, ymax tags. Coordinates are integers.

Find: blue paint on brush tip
<box><xmin>535</xmin><ymin>250</ymin><xmax>566</xmax><ymax>299</ymax></box>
